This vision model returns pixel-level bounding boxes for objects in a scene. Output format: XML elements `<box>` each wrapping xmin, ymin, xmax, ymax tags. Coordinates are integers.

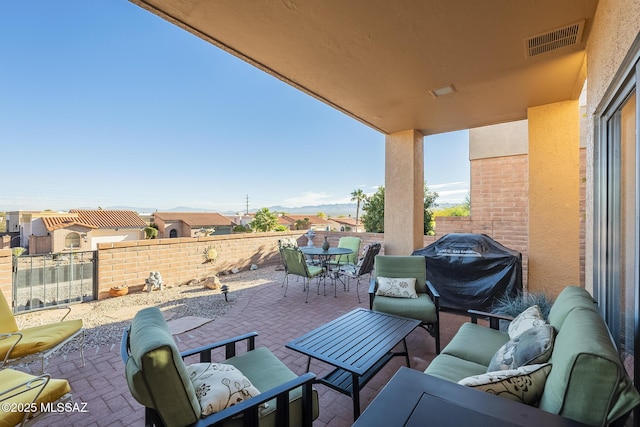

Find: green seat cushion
<box><xmin>225</xmin><ymin>347</ymin><xmax>320</xmax><ymax>427</ymax></box>
<box><xmin>425</xmin><ymin>353</ymin><xmax>488</xmax><ymax>382</ymax></box>
<box><xmin>307</xmin><ymin>265</ymin><xmax>323</xmax><ymax>277</ymax></box>
<box><xmin>372</xmin><ymin>294</ymin><xmax>436</xmax><ymax>323</ymax></box>
<box><xmin>441</xmin><ymin>322</ymin><xmax>510</xmax><ymax>367</ymax></box>
<box><xmin>540</xmin><ymin>308</ymin><xmax>640</xmax><ymax>426</ymax></box>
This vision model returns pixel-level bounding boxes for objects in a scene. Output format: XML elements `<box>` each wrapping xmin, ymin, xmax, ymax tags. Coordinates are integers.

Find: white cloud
<box><xmin>429</xmin><ymin>181</ymin><xmax>468</xmax><ymax>190</ymax></box>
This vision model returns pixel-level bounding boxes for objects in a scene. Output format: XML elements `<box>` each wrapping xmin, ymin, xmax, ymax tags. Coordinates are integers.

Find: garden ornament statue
<box><xmin>145</xmin><ymin>271</ymin><xmax>163</xmax><ymax>292</ymax></box>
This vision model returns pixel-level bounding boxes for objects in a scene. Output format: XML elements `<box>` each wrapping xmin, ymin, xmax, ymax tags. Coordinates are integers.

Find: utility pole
<box><xmin>245</xmin><ymin>195</ymin><xmax>249</xmax><ymax>215</ymax></box>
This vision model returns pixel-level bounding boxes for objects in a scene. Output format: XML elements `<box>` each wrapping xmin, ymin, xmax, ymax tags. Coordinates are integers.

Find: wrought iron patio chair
<box><xmin>281</xmin><ymin>246</ymin><xmax>324</xmax><ymax>303</ymax></box>
<box><xmin>327</xmin><ymin>236</ymin><xmax>362</xmax><ymax>269</ymax></box>
<box><xmin>335</xmin><ymin>242</ymin><xmax>381</xmax><ymax>303</ymax></box>
<box><xmin>0</xmin><ymin>291</ymin><xmax>85</xmax><ymax>373</ymax></box>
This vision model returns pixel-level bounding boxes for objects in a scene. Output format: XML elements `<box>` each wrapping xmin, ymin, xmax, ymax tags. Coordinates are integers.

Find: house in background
<box><xmin>152</xmin><ymin>212</ymin><xmax>234</xmax><ymax>238</ymax></box>
<box><xmin>27</xmin><ymin>210</ymin><xmax>147</xmax><ymax>254</ymax></box>
<box><xmin>279</xmin><ymin>214</ymin><xmax>338</xmax><ymax>231</ymax></box>
<box><xmin>332</xmin><ymin>217</ymin><xmax>360</xmax><ymax>232</ymax></box>
<box><xmin>6</xmin><ymin>210</ymin><xmax>71</xmax><ymax>248</ymax></box>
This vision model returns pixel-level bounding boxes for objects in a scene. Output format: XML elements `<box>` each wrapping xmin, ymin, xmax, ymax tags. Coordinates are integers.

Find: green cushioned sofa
<box><xmin>120</xmin><ymin>307</ymin><xmax>319</xmax><ymax>427</ymax></box>
<box><xmin>424</xmin><ymin>286</ymin><xmax>640</xmax><ymax>427</ymax></box>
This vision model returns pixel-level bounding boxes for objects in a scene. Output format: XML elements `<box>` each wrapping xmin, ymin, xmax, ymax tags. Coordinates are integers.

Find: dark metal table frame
<box><xmin>286</xmin><ymin>308</ymin><xmax>420</xmax><ymax>420</ymax></box>
<box><xmin>353</xmin><ymin>366</ymin><xmax>589</xmax><ymax>427</ymax></box>
<box><xmin>300</xmin><ymin>246</ymin><xmax>353</xmax><ymax>296</ymax></box>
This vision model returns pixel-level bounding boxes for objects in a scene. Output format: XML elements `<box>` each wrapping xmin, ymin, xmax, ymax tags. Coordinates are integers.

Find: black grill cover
<box><xmin>412</xmin><ymin>233</ymin><xmax>522</xmax><ymax>312</ymax></box>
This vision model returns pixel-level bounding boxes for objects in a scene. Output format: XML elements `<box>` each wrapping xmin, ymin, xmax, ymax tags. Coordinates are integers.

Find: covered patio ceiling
<box><xmin>130</xmin><ymin>0</ymin><xmax>598</xmax><ymax>136</ymax></box>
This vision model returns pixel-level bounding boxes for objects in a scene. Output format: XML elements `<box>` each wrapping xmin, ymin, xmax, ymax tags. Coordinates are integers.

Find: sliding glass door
<box><xmin>594</xmin><ymin>48</ymin><xmax>639</xmax><ymax>426</ymax></box>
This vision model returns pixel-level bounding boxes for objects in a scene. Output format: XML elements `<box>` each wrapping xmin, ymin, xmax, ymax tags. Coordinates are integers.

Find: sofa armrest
<box><xmin>468</xmin><ymin>310</ymin><xmax>514</xmax><ymax>330</ymax></box>
<box><xmin>180</xmin><ymin>332</ymin><xmax>258</xmax><ymax>362</ymax></box>
<box><xmin>368</xmin><ymin>277</ymin><xmax>378</xmax><ymax>310</ymax></box>
<box><xmin>192</xmin><ymin>372</ymin><xmax>317</xmax><ymax>427</ymax></box>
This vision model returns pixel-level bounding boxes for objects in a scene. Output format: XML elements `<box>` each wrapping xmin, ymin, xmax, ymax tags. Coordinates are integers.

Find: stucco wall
<box><xmin>584</xmin><ymin>0</ymin><xmax>640</xmax><ymax>293</ymax></box>
<box><xmin>528</xmin><ymin>101</ymin><xmax>581</xmax><ymax>298</ymax></box>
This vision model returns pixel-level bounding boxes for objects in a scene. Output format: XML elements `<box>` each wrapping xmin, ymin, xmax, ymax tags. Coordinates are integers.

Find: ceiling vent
<box><xmin>525</xmin><ymin>20</ymin><xmax>585</xmax><ymax>58</ymax></box>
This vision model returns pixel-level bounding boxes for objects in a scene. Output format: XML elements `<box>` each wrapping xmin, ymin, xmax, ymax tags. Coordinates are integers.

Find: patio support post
<box><xmin>384</xmin><ymin>129</ymin><xmax>424</xmax><ymax>255</ymax></box>
<box><xmin>528</xmin><ymin>100</ymin><xmax>581</xmax><ymax>297</ymax></box>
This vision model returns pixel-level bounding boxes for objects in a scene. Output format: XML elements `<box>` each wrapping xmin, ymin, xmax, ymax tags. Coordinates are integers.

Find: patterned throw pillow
<box><xmin>375</xmin><ymin>277</ymin><xmax>419</xmax><ymax>298</ymax></box>
<box><xmin>187</xmin><ymin>363</ymin><xmax>262</xmax><ymax>416</ymax></box>
<box><xmin>458</xmin><ymin>363</ymin><xmax>552</xmax><ymax>405</ymax></box>
<box><xmin>508</xmin><ymin>305</ymin><xmax>547</xmax><ymax>339</ymax></box>
<box><xmin>488</xmin><ymin>325</ymin><xmax>555</xmax><ymax>371</ymax></box>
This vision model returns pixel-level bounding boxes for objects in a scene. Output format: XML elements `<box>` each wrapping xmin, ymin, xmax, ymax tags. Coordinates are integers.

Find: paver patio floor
<box><xmin>34</xmin><ymin>270</ymin><xmax>467</xmax><ymax>427</ymax></box>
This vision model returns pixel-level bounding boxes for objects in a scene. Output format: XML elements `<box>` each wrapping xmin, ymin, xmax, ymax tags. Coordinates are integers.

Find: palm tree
<box><xmin>350</xmin><ymin>189</ymin><xmax>366</xmax><ymax>232</ymax></box>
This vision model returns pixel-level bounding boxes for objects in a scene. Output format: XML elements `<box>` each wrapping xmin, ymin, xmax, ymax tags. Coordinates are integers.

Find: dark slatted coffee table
<box><xmin>286</xmin><ymin>308</ymin><xmax>420</xmax><ymax>420</ymax></box>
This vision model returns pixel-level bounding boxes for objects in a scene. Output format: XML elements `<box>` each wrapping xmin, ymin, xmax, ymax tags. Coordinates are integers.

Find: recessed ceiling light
<box><xmin>428</xmin><ymin>84</ymin><xmax>457</xmax><ymax>98</ymax></box>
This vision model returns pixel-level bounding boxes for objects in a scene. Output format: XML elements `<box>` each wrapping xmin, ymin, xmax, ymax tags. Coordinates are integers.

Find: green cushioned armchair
<box><xmin>369</xmin><ymin>255</ymin><xmax>441</xmax><ymax>354</ymax></box>
<box><xmin>121</xmin><ymin>307</ymin><xmax>318</xmax><ymax>427</ymax></box>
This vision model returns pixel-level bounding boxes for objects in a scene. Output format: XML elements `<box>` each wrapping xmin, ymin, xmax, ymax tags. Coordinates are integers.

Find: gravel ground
<box><xmin>13</xmin><ymin>265</ymin><xmax>283</xmax><ymax>352</ymax></box>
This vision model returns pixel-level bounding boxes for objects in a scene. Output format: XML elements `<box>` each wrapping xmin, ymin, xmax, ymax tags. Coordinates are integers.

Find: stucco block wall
<box><xmin>97</xmin><ymin>233</ymin><xmax>277</xmax><ymax>299</ymax></box>
<box><xmin>95</xmin><ymin>231</ymin><xmax>388</xmax><ymax>300</ymax></box>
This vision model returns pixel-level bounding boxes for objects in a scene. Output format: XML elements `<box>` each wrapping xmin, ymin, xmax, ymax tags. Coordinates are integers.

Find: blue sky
<box><xmin>0</xmin><ymin>1</ymin><xmax>469</xmax><ymax>213</ymax></box>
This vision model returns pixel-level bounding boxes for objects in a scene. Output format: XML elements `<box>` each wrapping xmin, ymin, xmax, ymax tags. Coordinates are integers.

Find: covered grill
<box><xmin>412</xmin><ymin>233</ymin><xmax>522</xmax><ymax>312</ymax></box>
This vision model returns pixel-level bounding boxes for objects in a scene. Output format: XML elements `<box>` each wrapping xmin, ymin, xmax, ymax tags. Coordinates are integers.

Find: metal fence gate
<box><xmin>11</xmin><ymin>251</ymin><xmax>97</xmax><ymax>313</ymax></box>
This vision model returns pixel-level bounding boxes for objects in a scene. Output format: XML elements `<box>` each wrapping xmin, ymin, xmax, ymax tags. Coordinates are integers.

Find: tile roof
<box><xmin>41</xmin><ymin>215</ymin><xmax>97</xmax><ymax>232</ymax></box>
<box><xmin>69</xmin><ymin>210</ymin><xmax>147</xmax><ymax>229</ymax></box>
<box><xmin>332</xmin><ymin>217</ymin><xmax>359</xmax><ymax>226</ymax></box>
<box><xmin>153</xmin><ymin>212</ymin><xmax>234</xmax><ymax>227</ymax></box>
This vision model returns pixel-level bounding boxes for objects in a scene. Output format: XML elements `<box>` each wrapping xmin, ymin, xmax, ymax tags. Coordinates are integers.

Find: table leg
<box><xmin>351</xmin><ymin>373</ymin><xmax>361</xmax><ymax>420</ymax></box>
<box><xmin>402</xmin><ymin>338</ymin><xmax>411</xmax><ymax>368</ymax></box>
<box><xmin>306</xmin><ymin>356</ymin><xmax>312</xmax><ymax>372</ymax></box>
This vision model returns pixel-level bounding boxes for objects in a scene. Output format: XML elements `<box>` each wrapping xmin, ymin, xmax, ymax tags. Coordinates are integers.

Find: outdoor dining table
<box><xmin>300</xmin><ymin>246</ymin><xmax>353</xmax><ymax>297</ymax></box>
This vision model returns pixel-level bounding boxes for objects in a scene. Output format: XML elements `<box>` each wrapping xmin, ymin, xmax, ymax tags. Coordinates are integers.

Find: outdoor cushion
<box><xmin>0</xmin><ymin>319</ymin><xmax>83</xmax><ymax>359</ymax></box>
<box><xmin>440</xmin><ymin>322</ymin><xmax>510</xmax><ymax>367</ymax></box>
<box><xmin>0</xmin><ymin>369</ymin><xmax>71</xmax><ymax>427</ymax></box>
<box><xmin>187</xmin><ymin>363</ymin><xmax>262</xmax><ymax>416</ymax></box>
<box><xmin>508</xmin><ymin>305</ymin><xmax>546</xmax><ymax>339</ymax></box>
<box><xmin>375</xmin><ymin>277</ymin><xmax>419</xmax><ymax>298</ymax></box>
<box><xmin>374</xmin><ymin>256</ymin><xmax>428</xmax><ymax>293</ymax></box>
<box><xmin>459</xmin><ymin>363</ymin><xmax>552</xmax><ymax>405</ymax></box>
<box><xmin>0</xmin><ymin>293</ymin><xmax>19</xmax><ymax>333</ymax></box>
<box><xmin>540</xmin><ymin>307</ymin><xmax>640</xmax><ymax>426</ymax></box>
<box><xmin>424</xmin><ymin>353</ymin><xmax>488</xmax><ymax>382</ymax></box>
<box><xmin>125</xmin><ymin>308</ymin><xmax>201</xmax><ymax>427</ymax></box>
<box><xmin>224</xmin><ymin>346</ymin><xmax>321</xmax><ymax>426</ymax></box>
<box><xmin>372</xmin><ymin>294</ymin><xmax>436</xmax><ymax>323</ymax></box>
<box><xmin>488</xmin><ymin>325</ymin><xmax>555</xmax><ymax>371</ymax></box>
<box><xmin>547</xmin><ymin>286</ymin><xmax>597</xmax><ymax>330</ymax></box>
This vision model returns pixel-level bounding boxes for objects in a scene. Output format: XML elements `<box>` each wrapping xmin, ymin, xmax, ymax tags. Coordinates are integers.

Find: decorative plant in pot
<box><xmin>491</xmin><ymin>291</ymin><xmax>554</xmax><ymax>330</ymax></box>
<box><xmin>109</xmin><ymin>285</ymin><xmax>128</xmax><ymax>297</ymax></box>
